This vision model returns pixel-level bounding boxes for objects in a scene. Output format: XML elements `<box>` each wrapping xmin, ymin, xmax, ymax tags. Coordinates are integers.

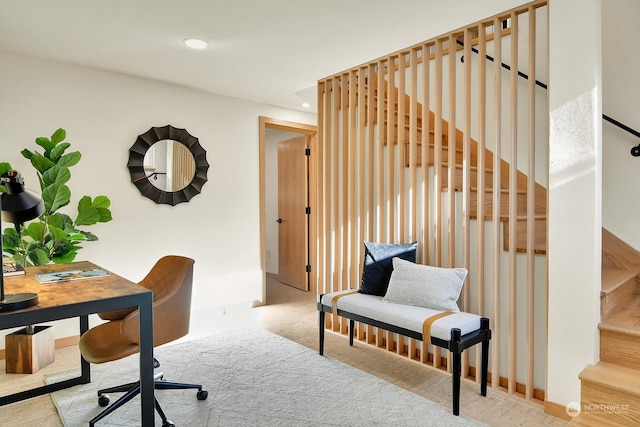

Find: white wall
<box><xmin>602</xmin><ymin>0</ymin><xmax>640</xmax><ymax>248</ymax></box>
<box><xmin>0</xmin><ymin>52</ymin><xmax>314</xmax><ymax>342</ymax></box>
<box><xmin>546</xmin><ymin>0</ymin><xmax>602</xmax><ymax>408</ymax></box>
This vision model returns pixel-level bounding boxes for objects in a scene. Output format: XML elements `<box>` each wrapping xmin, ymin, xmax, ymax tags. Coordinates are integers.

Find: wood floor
<box><xmin>0</xmin><ymin>278</ymin><xmax>566</xmax><ymax>426</ymax></box>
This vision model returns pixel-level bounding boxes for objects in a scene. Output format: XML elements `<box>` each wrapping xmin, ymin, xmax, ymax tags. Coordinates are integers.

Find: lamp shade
<box><xmin>1</xmin><ymin>170</ymin><xmax>44</xmax><ymax>224</ymax></box>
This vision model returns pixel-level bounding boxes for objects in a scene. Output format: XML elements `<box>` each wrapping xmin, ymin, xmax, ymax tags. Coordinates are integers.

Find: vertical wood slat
<box><xmin>434</xmin><ymin>39</ymin><xmax>444</xmax><ymax>269</ymax></box>
<box><xmin>331</xmin><ymin>77</ymin><xmax>340</xmax><ymax>299</ymax></box>
<box><xmin>348</xmin><ymin>69</ymin><xmax>358</xmax><ymax>292</ymax></box>
<box><xmin>491</xmin><ymin>16</ymin><xmax>502</xmax><ymax>390</ymax></box>
<box><xmin>507</xmin><ymin>11</ymin><xmax>518</xmax><ymax>395</ymax></box>
<box><xmin>475</xmin><ymin>22</ymin><xmax>488</xmax><ymax>384</ymax></box>
<box><xmin>448</xmin><ymin>34</ymin><xmax>457</xmax><ymax>272</ymax></box>
<box><xmin>398</xmin><ymin>52</ymin><xmax>406</xmax><ymax>242</ymax></box>
<box><xmin>377</xmin><ymin>60</ymin><xmax>385</xmax><ymax>242</ymax></box>
<box><xmin>358</xmin><ymin>67</ymin><xmax>371</xmax><ymax>340</ymax></box>
<box><xmin>315</xmin><ymin>84</ymin><xmax>324</xmax><ymax>295</ymax></box>
<box><xmin>462</xmin><ymin>28</ymin><xmax>472</xmax><ymax>378</ymax></box>
<box><xmin>367</xmin><ymin>63</ymin><xmax>376</xmax><ymax>242</ymax></box>
<box><xmin>433</xmin><ymin>39</ymin><xmax>444</xmax><ymax>369</ymax></box>
<box><xmin>526</xmin><ymin>6</ymin><xmax>537</xmax><ymax>401</ymax></box>
<box><xmin>446</xmin><ymin>34</ymin><xmax>457</xmax><ymax>374</ymax></box>
<box><xmin>342</xmin><ymin>73</ymin><xmax>350</xmax><ymax>300</ymax></box>
<box><xmin>387</xmin><ymin>56</ymin><xmax>396</xmax><ymax>244</ymax></box>
<box><xmin>396</xmin><ymin>54</ymin><xmax>407</xmax><ymax>356</ymax></box>
<box><xmin>409</xmin><ymin>48</ymin><xmax>418</xmax><ymax>242</ymax></box>
<box><xmin>420</xmin><ymin>43</ymin><xmax>431</xmax><ymax>364</ymax></box>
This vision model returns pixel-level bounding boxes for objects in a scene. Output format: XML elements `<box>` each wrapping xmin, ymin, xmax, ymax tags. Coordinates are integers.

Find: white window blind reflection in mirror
<box><xmin>144</xmin><ymin>140</ymin><xmax>196</xmax><ymax>192</ymax></box>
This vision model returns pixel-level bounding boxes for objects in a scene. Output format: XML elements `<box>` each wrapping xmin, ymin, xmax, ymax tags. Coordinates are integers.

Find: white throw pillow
<box><xmin>382</xmin><ymin>257</ymin><xmax>467</xmax><ymax>312</ymax></box>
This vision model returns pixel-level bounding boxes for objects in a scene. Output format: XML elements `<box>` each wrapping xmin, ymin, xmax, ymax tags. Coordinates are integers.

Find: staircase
<box><xmin>373</xmin><ymin>78</ymin><xmax>548</xmax><ymax>254</ymax></box>
<box><xmin>570</xmin><ymin>229</ymin><xmax>640</xmax><ymax>426</ymax></box>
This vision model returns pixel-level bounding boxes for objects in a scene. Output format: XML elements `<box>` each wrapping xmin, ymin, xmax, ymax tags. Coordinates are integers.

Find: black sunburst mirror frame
<box><xmin>127</xmin><ymin>125</ymin><xmax>209</xmax><ymax>206</ymax></box>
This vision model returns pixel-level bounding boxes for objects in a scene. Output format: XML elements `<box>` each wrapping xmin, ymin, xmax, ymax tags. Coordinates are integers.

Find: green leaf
<box><xmin>0</xmin><ymin>162</ymin><xmax>12</xmax><ymax>192</ymax></box>
<box><xmin>51</xmin><ymin>128</ymin><xmax>66</xmax><ymax>144</ymax></box>
<box><xmin>48</xmin><ymin>225</ymin><xmax>68</xmax><ymax>243</ymax></box>
<box><xmin>83</xmin><ymin>231</ymin><xmax>98</xmax><ymax>241</ymax></box>
<box><xmin>21</xmin><ymin>149</ymin><xmax>35</xmax><ymax>160</ymax></box>
<box><xmin>96</xmin><ymin>207</ymin><xmax>113</xmax><ymax>222</ymax></box>
<box><xmin>57</xmin><ymin>151</ymin><xmax>81</xmax><ymax>168</ymax></box>
<box><xmin>35</xmin><ymin>137</ymin><xmax>55</xmax><ymax>152</ymax></box>
<box><xmin>42</xmin><ymin>183</ymin><xmax>71</xmax><ymax>213</ymax></box>
<box><xmin>24</xmin><ymin>222</ymin><xmax>46</xmax><ymax>241</ymax></box>
<box><xmin>75</xmin><ymin>196</ymin><xmax>100</xmax><ymax>226</ymax></box>
<box><xmin>31</xmin><ymin>155</ymin><xmax>56</xmax><ymax>174</ymax></box>
<box><xmin>0</xmin><ymin>162</ymin><xmax>12</xmax><ymax>176</ymax></box>
<box><xmin>29</xmin><ymin>248</ymin><xmax>51</xmax><ymax>266</ymax></box>
<box><xmin>50</xmin><ymin>143</ymin><xmax>71</xmax><ymax>162</ymax></box>
<box><xmin>92</xmin><ymin>196</ymin><xmax>111</xmax><ymax>209</ymax></box>
<box><xmin>52</xmin><ymin>251</ymin><xmax>77</xmax><ymax>264</ymax></box>
<box><xmin>47</xmin><ymin>213</ymin><xmax>73</xmax><ymax>229</ymax></box>
<box><xmin>42</xmin><ymin>166</ymin><xmax>71</xmax><ymax>187</ymax></box>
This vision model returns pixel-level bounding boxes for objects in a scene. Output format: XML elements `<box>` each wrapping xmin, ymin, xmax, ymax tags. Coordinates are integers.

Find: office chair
<box><xmin>79</xmin><ymin>255</ymin><xmax>208</xmax><ymax>427</ymax></box>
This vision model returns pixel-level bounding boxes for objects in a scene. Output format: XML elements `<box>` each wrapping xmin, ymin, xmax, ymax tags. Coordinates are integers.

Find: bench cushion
<box><xmin>321</xmin><ymin>290</ymin><xmax>482</xmax><ymax>341</ymax></box>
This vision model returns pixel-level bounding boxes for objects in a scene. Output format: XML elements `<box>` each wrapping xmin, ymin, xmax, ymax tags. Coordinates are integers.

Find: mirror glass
<box><xmin>143</xmin><ymin>140</ymin><xmax>196</xmax><ymax>192</ymax></box>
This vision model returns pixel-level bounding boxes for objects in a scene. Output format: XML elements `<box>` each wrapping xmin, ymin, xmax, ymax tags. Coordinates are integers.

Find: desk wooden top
<box><xmin>2</xmin><ymin>261</ymin><xmax>149</xmax><ymax>311</ymax></box>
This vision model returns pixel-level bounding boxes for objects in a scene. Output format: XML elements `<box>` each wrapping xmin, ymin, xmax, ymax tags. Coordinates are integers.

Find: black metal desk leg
<box><xmin>80</xmin><ymin>315</ymin><xmax>91</xmax><ymax>383</ymax></box>
<box><xmin>138</xmin><ymin>294</ymin><xmax>154</xmax><ymax>426</ymax></box>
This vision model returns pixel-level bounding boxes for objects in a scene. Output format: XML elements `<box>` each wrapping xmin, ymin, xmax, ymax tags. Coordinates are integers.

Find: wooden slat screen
<box><xmin>314</xmin><ymin>0</ymin><xmax>548</xmax><ymax>402</ymax></box>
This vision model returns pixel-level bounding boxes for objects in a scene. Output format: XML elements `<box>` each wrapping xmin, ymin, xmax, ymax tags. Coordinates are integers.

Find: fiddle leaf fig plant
<box><xmin>1</xmin><ymin>128</ymin><xmax>113</xmax><ymax>266</ymax></box>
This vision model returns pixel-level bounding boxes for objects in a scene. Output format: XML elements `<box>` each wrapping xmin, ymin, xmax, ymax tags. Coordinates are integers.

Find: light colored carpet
<box><xmin>48</xmin><ymin>328</ymin><xmax>486</xmax><ymax>426</ymax></box>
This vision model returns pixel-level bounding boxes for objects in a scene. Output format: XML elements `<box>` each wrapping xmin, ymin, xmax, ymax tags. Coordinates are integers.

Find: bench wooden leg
<box><xmin>319</xmin><ymin>310</ymin><xmax>325</xmax><ymax>355</ymax></box>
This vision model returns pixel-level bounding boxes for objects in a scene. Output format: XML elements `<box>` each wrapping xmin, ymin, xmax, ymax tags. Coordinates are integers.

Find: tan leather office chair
<box><xmin>79</xmin><ymin>255</ymin><xmax>207</xmax><ymax>427</ymax></box>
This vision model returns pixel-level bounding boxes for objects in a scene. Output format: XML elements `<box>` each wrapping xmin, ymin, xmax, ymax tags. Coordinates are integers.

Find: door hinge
<box><xmin>306</xmin><ymin>264</ymin><xmax>311</xmax><ymax>273</ymax></box>
<box><xmin>305</xmin><ymin>206</ymin><xmax>311</xmax><ymax>215</ymax></box>
<box><xmin>305</xmin><ymin>148</ymin><xmax>311</xmax><ymax>156</ymax></box>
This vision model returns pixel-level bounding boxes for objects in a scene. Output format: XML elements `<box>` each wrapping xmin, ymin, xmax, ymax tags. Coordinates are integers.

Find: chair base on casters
<box><xmin>90</xmin><ymin>371</ymin><xmax>208</xmax><ymax>427</ymax></box>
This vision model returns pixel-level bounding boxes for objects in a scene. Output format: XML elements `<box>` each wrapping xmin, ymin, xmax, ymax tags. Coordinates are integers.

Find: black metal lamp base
<box><xmin>0</xmin><ymin>293</ymin><xmax>38</xmax><ymax>312</ymax></box>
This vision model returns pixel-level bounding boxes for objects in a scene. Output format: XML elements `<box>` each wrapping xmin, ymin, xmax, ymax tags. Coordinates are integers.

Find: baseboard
<box><xmin>266</xmin><ymin>272</ymin><xmax>279</xmax><ymax>280</ymax></box>
<box><xmin>0</xmin><ymin>335</ymin><xmax>79</xmax><ymax>361</ymax></box>
<box><xmin>544</xmin><ymin>400</ymin><xmax>572</xmax><ymax>421</ymax></box>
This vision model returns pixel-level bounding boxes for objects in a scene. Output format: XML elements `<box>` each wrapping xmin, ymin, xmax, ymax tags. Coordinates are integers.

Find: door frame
<box><xmin>258</xmin><ymin>116</ymin><xmax>317</xmax><ymax>305</ymax></box>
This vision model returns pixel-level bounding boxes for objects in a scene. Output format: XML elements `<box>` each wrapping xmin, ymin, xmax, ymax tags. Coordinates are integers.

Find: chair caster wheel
<box><xmin>162</xmin><ymin>420</ymin><xmax>175</xmax><ymax>427</ymax></box>
<box><xmin>98</xmin><ymin>394</ymin><xmax>110</xmax><ymax>407</ymax></box>
<box><xmin>197</xmin><ymin>390</ymin><xmax>208</xmax><ymax>400</ymax></box>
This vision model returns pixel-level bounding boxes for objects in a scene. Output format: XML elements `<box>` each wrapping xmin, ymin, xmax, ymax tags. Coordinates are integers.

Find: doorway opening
<box><xmin>258</xmin><ymin>117</ymin><xmax>317</xmax><ymax>306</ymax></box>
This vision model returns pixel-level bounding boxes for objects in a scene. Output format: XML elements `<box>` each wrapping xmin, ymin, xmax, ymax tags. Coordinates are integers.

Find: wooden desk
<box><xmin>0</xmin><ymin>261</ymin><xmax>155</xmax><ymax>426</ymax></box>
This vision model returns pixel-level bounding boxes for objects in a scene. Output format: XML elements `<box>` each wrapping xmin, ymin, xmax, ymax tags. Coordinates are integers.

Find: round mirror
<box><xmin>143</xmin><ymin>139</ymin><xmax>196</xmax><ymax>192</ymax></box>
<box><xmin>127</xmin><ymin>125</ymin><xmax>209</xmax><ymax>206</ymax></box>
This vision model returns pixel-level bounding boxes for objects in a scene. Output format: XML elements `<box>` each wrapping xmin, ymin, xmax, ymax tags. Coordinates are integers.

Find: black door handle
<box><xmin>276</xmin><ymin>218</ymin><xmax>282</xmax><ymax>223</ymax></box>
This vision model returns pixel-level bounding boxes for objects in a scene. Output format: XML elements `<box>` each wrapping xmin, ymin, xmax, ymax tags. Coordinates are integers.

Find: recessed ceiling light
<box><xmin>301</xmin><ymin>102</ymin><xmax>311</xmax><ymax>109</ymax></box>
<box><xmin>184</xmin><ymin>38</ymin><xmax>208</xmax><ymax>50</ymax></box>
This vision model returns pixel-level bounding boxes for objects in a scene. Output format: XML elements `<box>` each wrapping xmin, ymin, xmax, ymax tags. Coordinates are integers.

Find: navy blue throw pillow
<box><xmin>358</xmin><ymin>241</ymin><xmax>418</xmax><ymax>296</ymax></box>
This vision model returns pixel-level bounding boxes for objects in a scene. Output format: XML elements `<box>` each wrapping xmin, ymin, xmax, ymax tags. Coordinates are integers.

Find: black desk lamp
<box><xmin>1</xmin><ymin>170</ymin><xmax>44</xmax><ymax>311</ymax></box>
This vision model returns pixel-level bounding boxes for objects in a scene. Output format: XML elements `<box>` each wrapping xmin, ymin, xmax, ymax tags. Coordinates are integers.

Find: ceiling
<box><xmin>0</xmin><ymin>0</ymin><xmax>525</xmax><ymax>113</ymax></box>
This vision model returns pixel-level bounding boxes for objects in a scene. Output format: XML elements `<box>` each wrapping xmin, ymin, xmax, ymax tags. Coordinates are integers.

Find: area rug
<box><xmin>48</xmin><ymin>328</ymin><xmax>485</xmax><ymax>426</ymax></box>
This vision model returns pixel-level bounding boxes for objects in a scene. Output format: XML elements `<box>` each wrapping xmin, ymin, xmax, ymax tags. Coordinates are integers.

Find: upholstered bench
<box><xmin>317</xmin><ymin>289</ymin><xmax>491</xmax><ymax>416</ymax></box>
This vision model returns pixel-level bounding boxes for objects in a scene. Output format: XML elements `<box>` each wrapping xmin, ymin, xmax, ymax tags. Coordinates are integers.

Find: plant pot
<box><xmin>5</xmin><ymin>325</ymin><xmax>55</xmax><ymax>374</ymax></box>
